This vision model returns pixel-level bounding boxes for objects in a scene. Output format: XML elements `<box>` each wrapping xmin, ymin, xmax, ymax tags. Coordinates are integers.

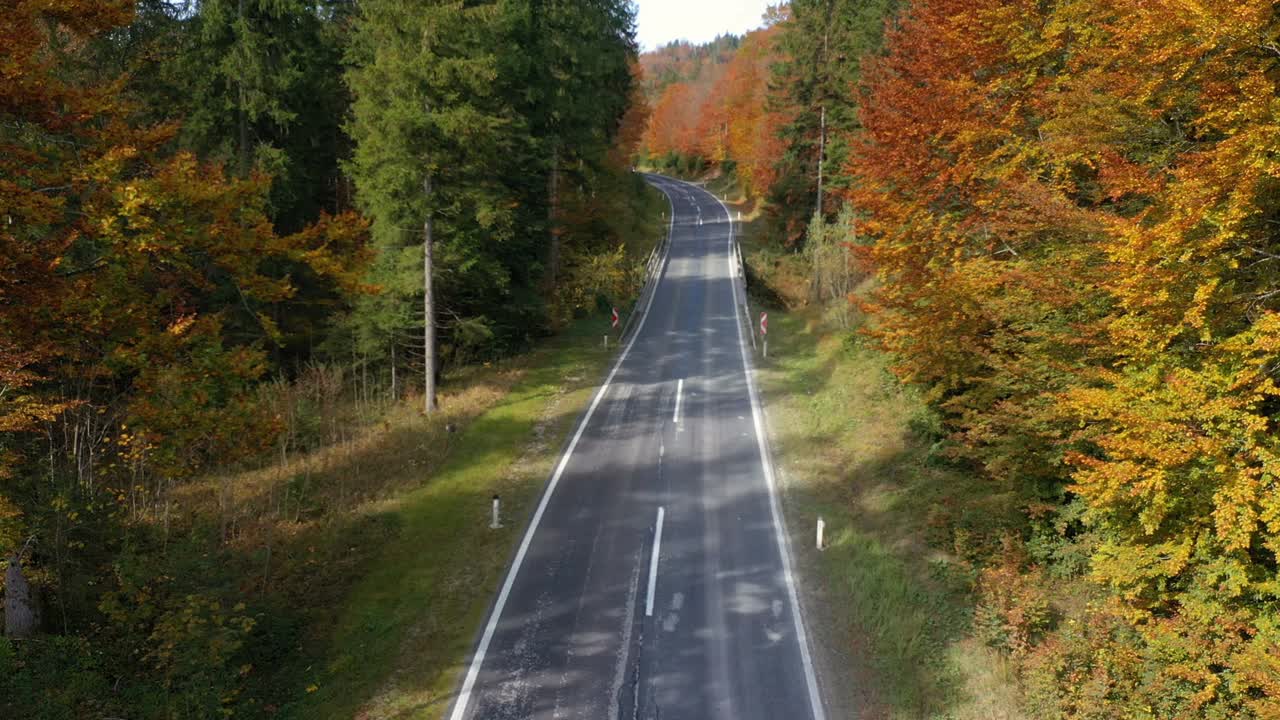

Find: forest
<box><xmin>2</xmin><ymin>0</ymin><xmax>648</xmax><ymax>717</ymax></box>
<box><xmin>639</xmin><ymin>0</ymin><xmax>1280</xmax><ymax>717</ymax></box>
<box><xmin>6</xmin><ymin>0</ymin><xmax>1280</xmax><ymax>717</ymax></box>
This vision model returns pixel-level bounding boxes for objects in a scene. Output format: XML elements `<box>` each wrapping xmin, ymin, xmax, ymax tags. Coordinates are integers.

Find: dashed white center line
<box><xmin>673</xmin><ymin>378</ymin><xmax>684</xmax><ymax>425</ymax></box>
<box><xmin>645</xmin><ymin>507</ymin><xmax>665</xmax><ymax>618</ymax></box>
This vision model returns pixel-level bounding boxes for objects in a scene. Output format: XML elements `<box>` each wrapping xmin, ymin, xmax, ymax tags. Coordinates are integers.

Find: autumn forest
<box><xmin>5</xmin><ymin>0</ymin><xmax>1280</xmax><ymax>718</ymax></box>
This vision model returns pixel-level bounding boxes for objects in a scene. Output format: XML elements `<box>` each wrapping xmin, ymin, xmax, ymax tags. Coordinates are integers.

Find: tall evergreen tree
<box><xmin>346</xmin><ymin>0</ymin><xmax>518</xmax><ymax>413</ymax></box>
<box><xmin>180</xmin><ymin>0</ymin><xmax>355</xmax><ymax>230</ymax></box>
<box><xmin>769</xmin><ymin>0</ymin><xmax>896</xmax><ymax>242</ymax></box>
<box><xmin>518</xmin><ymin>0</ymin><xmax>636</xmax><ymax>290</ymax></box>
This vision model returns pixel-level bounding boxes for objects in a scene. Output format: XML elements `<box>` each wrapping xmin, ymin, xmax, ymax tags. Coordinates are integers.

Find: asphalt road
<box><xmin>446</xmin><ymin>175</ymin><xmax>824</xmax><ymax>720</ymax></box>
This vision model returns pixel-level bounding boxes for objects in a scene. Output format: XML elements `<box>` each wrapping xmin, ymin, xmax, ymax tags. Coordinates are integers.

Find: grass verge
<box><xmin>152</xmin><ymin>184</ymin><xmax>671</xmax><ymax>720</ymax></box>
<box><xmin>147</xmin><ymin>312</ymin><xmax>625</xmax><ymax>720</ymax></box>
<box><xmin>282</xmin><ymin>317</ymin><xmax>620</xmax><ymax>719</ymax></box>
<box><xmin>732</xmin><ymin>211</ymin><xmax>1027</xmax><ymax>719</ymax></box>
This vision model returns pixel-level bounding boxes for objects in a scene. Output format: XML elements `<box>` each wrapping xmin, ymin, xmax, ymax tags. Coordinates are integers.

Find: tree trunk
<box><xmin>816</xmin><ymin>103</ymin><xmax>826</xmax><ymax>218</ymax></box>
<box><xmin>237</xmin><ymin>0</ymin><xmax>250</xmax><ymax>178</ymax></box>
<box><xmin>815</xmin><ymin>9</ymin><xmax>831</xmax><ymax>218</ymax></box>
<box><xmin>546</xmin><ymin>145</ymin><xmax>560</xmax><ymax>289</ymax></box>
<box><xmin>423</xmin><ymin>171</ymin><xmax>438</xmax><ymax>414</ymax></box>
<box><xmin>810</xmin><ymin>104</ymin><xmax>827</xmax><ymax>304</ymax></box>
<box><xmin>4</xmin><ymin>554</ymin><xmax>37</xmax><ymax>638</ymax></box>
<box><xmin>810</xmin><ymin>213</ymin><xmax>824</xmax><ymax>303</ymax></box>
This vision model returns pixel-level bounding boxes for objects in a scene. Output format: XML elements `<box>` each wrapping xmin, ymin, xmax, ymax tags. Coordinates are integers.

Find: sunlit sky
<box><xmin>635</xmin><ymin>0</ymin><xmax>773</xmax><ymax>51</ymax></box>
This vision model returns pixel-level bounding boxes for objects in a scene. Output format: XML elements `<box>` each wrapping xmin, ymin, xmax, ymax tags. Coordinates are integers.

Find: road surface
<box><xmin>446</xmin><ymin>175</ymin><xmax>824</xmax><ymax>720</ymax></box>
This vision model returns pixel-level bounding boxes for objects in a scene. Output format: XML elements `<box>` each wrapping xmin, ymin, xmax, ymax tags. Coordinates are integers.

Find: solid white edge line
<box><xmin>645</xmin><ymin>506</ymin><xmax>666</xmax><ymax>617</ymax></box>
<box><xmin>446</xmin><ymin>176</ymin><xmax>678</xmax><ymax>720</ymax></box>
<box><xmin>673</xmin><ymin>377</ymin><xmax>683</xmax><ymax>425</ymax></box>
<box><xmin>675</xmin><ymin>178</ymin><xmax>828</xmax><ymax>720</ymax></box>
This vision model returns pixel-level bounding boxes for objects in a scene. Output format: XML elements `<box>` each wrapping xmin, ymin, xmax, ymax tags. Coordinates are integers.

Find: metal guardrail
<box><xmin>617</xmin><ymin>228</ymin><xmax>669</xmax><ymax>344</ymax></box>
<box><xmin>618</xmin><ymin>195</ymin><xmax>758</xmax><ymax>354</ymax></box>
<box><xmin>734</xmin><ymin>236</ymin><xmax>758</xmax><ymax>351</ymax></box>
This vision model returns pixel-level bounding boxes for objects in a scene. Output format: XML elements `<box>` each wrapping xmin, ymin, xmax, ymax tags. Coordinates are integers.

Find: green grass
<box><xmin>732</xmin><ymin>210</ymin><xmax>1027</xmax><ymax>719</ymax></box>
<box><xmin>282</xmin><ymin>318</ymin><xmax>617</xmax><ymax>719</ymax></box>
<box><xmin>140</xmin><ymin>184</ymin><xmax>669</xmax><ymax>720</ymax></box>
<box><xmin>270</xmin><ymin>188</ymin><xmax>667</xmax><ymax>717</ymax></box>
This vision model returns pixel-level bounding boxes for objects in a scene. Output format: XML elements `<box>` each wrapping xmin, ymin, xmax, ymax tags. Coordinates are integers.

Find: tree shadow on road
<box><xmin>759</xmin><ymin>306</ymin><xmax>1026</xmax><ymax>720</ymax></box>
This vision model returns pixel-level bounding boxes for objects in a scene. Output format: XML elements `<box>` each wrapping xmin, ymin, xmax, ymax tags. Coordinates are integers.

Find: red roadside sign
<box><xmin>611</xmin><ymin>307</ymin><xmax>619</xmax><ymax>328</ymax></box>
<box><xmin>760</xmin><ymin>312</ymin><xmax>768</xmax><ymax>336</ymax></box>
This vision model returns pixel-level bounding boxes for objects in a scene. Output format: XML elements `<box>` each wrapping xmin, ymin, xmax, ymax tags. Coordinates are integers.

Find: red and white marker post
<box><xmin>606</xmin><ymin>307</ymin><xmax>619</xmax><ymax>348</ymax></box>
<box><xmin>760</xmin><ymin>312</ymin><xmax>768</xmax><ymax>358</ymax></box>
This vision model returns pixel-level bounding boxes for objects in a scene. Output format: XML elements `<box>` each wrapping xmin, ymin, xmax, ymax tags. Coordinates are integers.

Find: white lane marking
<box><xmin>645</xmin><ymin>506</ymin><xmax>666</xmax><ymax>618</ymax></box>
<box><xmin>448</xmin><ymin>177</ymin><xmax>677</xmax><ymax>720</ymax></box>
<box><xmin>676</xmin><ymin>178</ymin><xmax>828</xmax><ymax>720</ymax></box>
<box><xmin>673</xmin><ymin>378</ymin><xmax>684</xmax><ymax>425</ymax></box>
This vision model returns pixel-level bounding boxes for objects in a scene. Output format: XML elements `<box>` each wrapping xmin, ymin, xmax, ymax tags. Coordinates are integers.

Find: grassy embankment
<box><xmin>704</xmin><ymin>171</ymin><xmax>1027</xmax><ymax>720</ymax></box>
<box><xmin>160</xmin><ymin>183</ymin><xmax>668</xmax><ymax>720</ymax></box>
<box><xmin>276</xmin><ymin>318</ymin><xmax>612</xmax><ymax>719</ymax></box>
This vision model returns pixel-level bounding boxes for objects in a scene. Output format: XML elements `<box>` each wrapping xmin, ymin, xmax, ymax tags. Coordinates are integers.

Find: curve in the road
<box><xmin>445</xmin><ymin>174</ymin><xmax>825</xmax><ymax>720</ymax></box>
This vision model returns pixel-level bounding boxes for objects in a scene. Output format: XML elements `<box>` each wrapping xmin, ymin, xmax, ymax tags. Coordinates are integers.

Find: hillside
<box><xmin>638</xmin><ymin>34</ymin><xmax>742</xmax><ymax>100</ymax></box>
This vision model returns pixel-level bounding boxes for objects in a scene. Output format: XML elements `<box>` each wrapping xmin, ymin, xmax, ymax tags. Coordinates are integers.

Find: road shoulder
<box><xmin>732</xmin><ymin>195</ymin><xmax>1027</xmax><ymax>719</ymax></box>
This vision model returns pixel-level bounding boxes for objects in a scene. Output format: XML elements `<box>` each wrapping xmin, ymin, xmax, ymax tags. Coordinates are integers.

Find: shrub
<box><xmin>0</xmin><ymin>635</ymin><xmax>112</xmax><ymax>719</ymax></box>
<box><xmin>973</xmin><ymin>539</ymin><xmax>1054</xmax><ymax>656</ymax></box>
<box><xmin>1020</xmin><ymin>600</ymin><xmax>1280</xmax><ymax>719</ymax></box>
<box><xmin>97</xmin><ymin>552</ymin><xmax>256</xmax><ymax>719</ymax></box>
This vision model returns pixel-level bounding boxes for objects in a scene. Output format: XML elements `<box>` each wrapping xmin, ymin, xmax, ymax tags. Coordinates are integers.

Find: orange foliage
<box><xmin>644</xmin><ymin>81</ymin><xmax>703</xmax><ymax>157</ymax></box>
<box><xmin>0</xmin><ymin>0</ymin><xmax>136</xmax><ymax>438</ymax></box>
<box><xmin>1</xmin><ymin>0</ymin><xmax>368</xmax><ymax>479</ymax></box>
<box><xmin>720</xmin><ymin>27</ymin><xmax>790</xmax><ymax>196</ymax></box>
<box><xmin>641</xmin><ymin>26</ymin><xmax>791</xmax><ymax>193</ymax></box>
<box><xmin>851</xmin><ymin>0</ymin><xmax>1280</xmax><ymax>713</ymax></box>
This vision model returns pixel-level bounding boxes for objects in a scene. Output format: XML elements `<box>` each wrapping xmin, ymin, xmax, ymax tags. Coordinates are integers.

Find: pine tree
<box><xmin>346</xmin><ymin>0</ymin><xmax>516</xmax><ymax>413</ymax></box>
<box><xmin>179</xmin><ymin>0</ymin><xmax>355</xmax><ymax>230</ymax></box>
<box><xmin>518</xmin><ymin>0</ymin><xmax>636</xmax><ymax>290</ymax></box>
<box><xmin>770</xmin><ymin>0</ymin><xmax>897</xmax><ymax>241</ymax></box>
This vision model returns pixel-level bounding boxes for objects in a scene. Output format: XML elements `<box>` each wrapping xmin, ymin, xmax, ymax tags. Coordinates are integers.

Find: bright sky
<box><xmin>634</xmin><ymin>0</ymin><xmax>774</xmax><ymax>51</ymax></box>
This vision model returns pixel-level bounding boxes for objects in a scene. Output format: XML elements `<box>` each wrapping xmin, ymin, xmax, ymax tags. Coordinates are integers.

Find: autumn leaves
<box><xmin>643</xmin><ymin>27</ymin><xmax>790</xmax><ymax>199</ymax></box>
<box><xmin>2</xmin><ymin>3</ymin><xmax>367</xmax><ymax>483</ymax></box>
<box><xmin>852</xmin><ymin>0</ymin><xmax>1280</xmax><ymax>713</ymax></box>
